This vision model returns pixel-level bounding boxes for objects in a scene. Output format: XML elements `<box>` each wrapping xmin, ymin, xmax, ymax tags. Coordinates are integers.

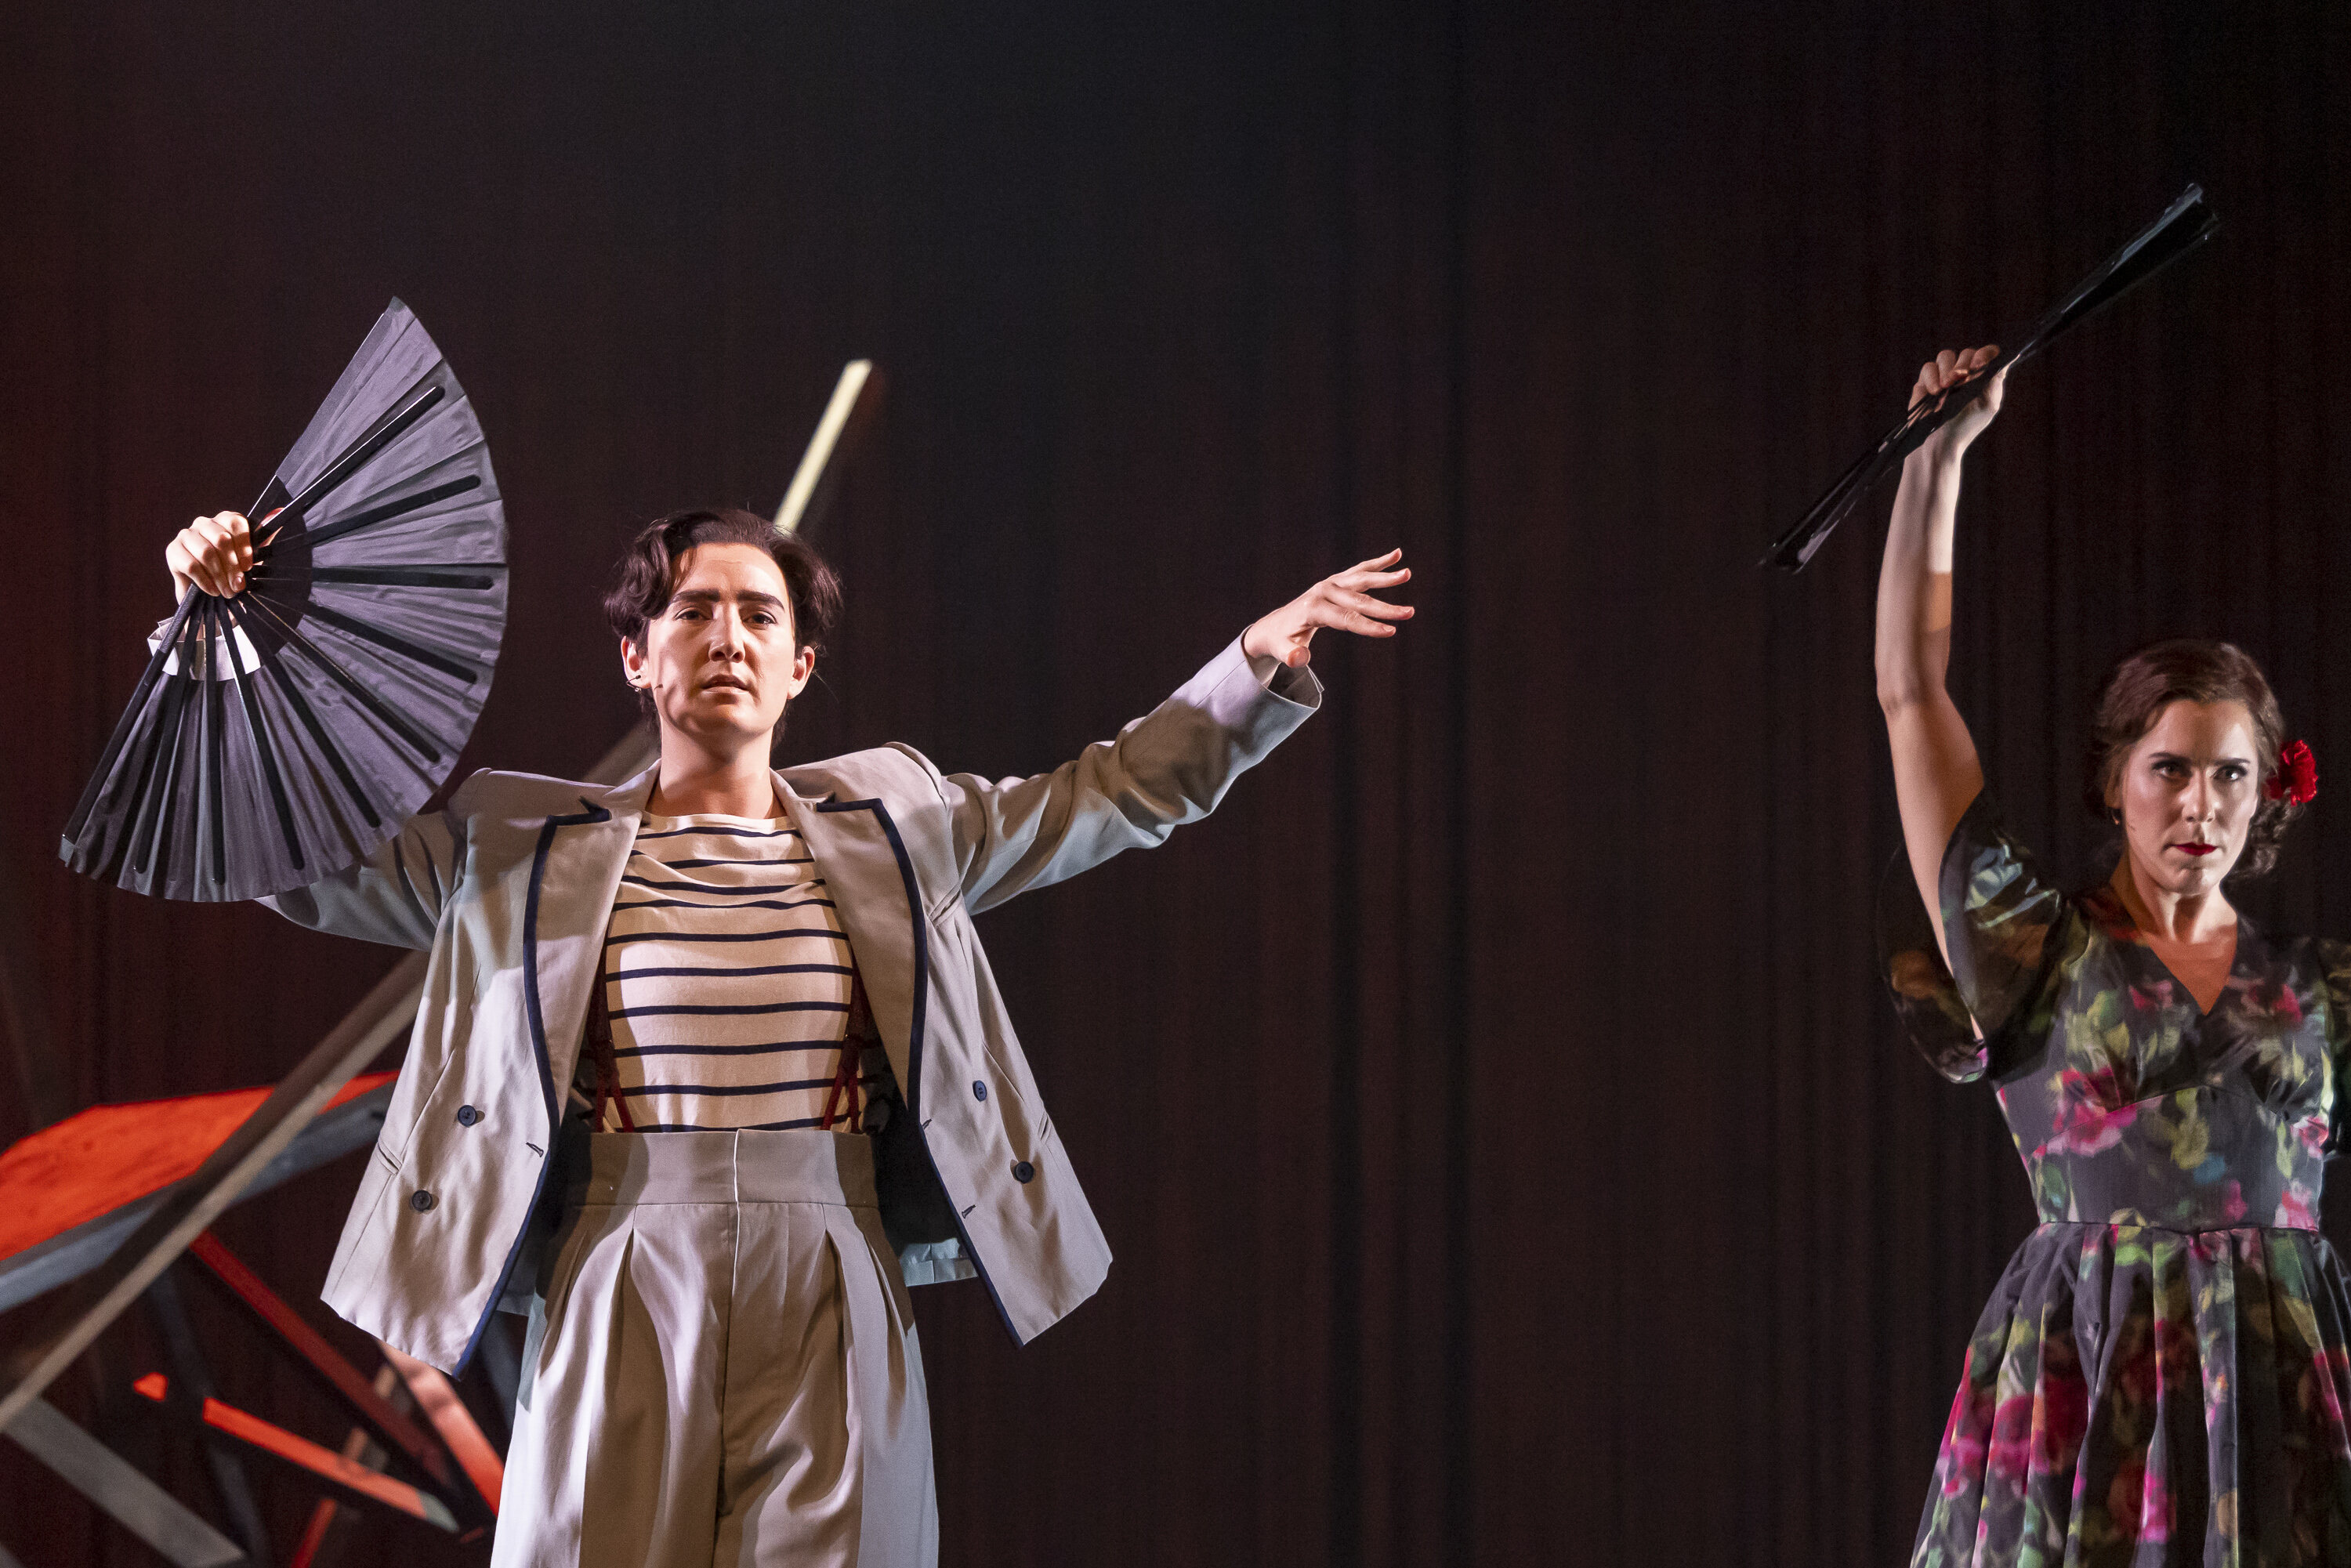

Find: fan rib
<box><xmin>131</xmin><ymin>675</ymin><xmax>194</xmax><ymax>880</ymax></box>
<box><xmin>230</xmin><ymin>641</ymin><xmax>307</xmax><ymax>872</ymax></box>
<box><xmin>261</xmin><ymin>661</ymin><xmax>381</xmax><ymax>831</ymax></box>
<box><xmin>62</xmin><ymin>593</ymin><xmax>197</xmax><ymax>846</ymax></box>
<box><xmin>310</xmin><ymin>567</ymin><xmax>501</xmax><ymax>591</ymax></box>
<box><xmin>302</xmin><ymin>475</ymin><xmax>484</xmax><ymax>552</ymax></box>
<box><xmin>98</xmin><ymin>658</ymin><xmax>197</xmax><ymax>886</ymax></box>
<box><xmin>238</xmin><ymin>595</ymin><xmax>443</xmax><ymax>766</ymax></box>
<box><xmin>200</xmin><ymin>606</ymin><xmax>230</xmax><ymax>885</ymax></box>
<box><xmin>300</xmin><ymin>602</ymin><xmax>479</xmax><ymax>685</ymax></box>
<box><xmin>280</xmin><ymin>384</ymin><xmax>447</xmax><ymax>525</ymax></box>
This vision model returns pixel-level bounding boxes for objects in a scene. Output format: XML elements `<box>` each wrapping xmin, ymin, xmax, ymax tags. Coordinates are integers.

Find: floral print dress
<box><xmin>1887</xmin><ymin>795</ymin><xmax>2351</xmax><ymax>1566</ymax></box>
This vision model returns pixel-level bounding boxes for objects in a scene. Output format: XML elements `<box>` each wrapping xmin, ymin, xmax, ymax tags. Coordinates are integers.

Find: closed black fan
<box><xmin>61</xmin><ymin>299</ymin><xmax>508</xmax><ymax>902</ymax></box>
<box><xmin>1760</xmin><ymin>184</ymin><xmax>2220</xmax><ymax>573</ymax></box>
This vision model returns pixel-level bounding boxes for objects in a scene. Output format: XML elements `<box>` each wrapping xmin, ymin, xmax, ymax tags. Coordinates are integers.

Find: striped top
<box><xmin>589</xmin><ymin>809</ymin><xmax>875</xmax><ymax>1134</ymax></box>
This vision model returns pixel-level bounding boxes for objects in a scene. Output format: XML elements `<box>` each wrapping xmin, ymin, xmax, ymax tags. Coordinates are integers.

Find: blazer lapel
<box><xmin>523</xmin><ymin>766</ymin><xmax>654</xmax><ymax>1110</ymax></box>
<box><xmin>778</xmin><ymin>772</ymin><xmax>930</xmax><ymax>1112</ymax></box>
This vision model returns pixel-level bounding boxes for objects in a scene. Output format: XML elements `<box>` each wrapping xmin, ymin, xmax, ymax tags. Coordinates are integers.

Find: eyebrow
<box><xmin>669</xmin><ymin>589</ymin><xmax>788</xmax><ymax>610</ymax></box>
<box><xmin>2148</xmin><ymin>751</ymin><xmax>2253</xmax><ymax>767</ymax></box>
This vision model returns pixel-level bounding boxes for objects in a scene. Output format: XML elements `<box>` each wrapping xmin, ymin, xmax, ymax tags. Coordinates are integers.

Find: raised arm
<box><xmin>1875</xmin><ymin>349</ymin><xmax>2004</xmax><ymax>958</ymax></box>
<box><xmin>945</xmin><ymin>551</ymin><xmax>1411</xmax><ymax>911</ymax></box>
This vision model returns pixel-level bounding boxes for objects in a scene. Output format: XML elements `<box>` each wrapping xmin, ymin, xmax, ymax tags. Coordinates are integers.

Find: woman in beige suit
<box><xmin>168</xmin><ymin>505</ymin><xmax>1412</xmax><ymax>1566</ymax></box>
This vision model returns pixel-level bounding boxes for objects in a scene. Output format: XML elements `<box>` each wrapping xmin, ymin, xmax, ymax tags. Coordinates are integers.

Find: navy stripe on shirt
<box><xmin>604</xmin><ymin>926</ymin><xmax>848</xmax><ymax>947</ymax></box>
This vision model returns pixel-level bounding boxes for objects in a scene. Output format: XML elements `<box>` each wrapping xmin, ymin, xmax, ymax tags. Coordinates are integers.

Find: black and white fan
<box><xmin>60</xmin><ymin>299</ymin><xmax>508</xmax><ymax>902</ymax></box>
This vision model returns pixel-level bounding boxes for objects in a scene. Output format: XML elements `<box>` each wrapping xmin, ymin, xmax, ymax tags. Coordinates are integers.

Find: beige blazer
<box><xmin>263</xmin><ymin>636</ymin><xmax>1320</xmax><ymax>1371</ymax></box>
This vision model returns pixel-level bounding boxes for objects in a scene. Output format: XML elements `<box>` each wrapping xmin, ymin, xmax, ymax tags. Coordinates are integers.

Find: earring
<box><xmin>2109</xmin><ymin>806</ymin><xmax>2122</xmax><ymax>826</ymax></box>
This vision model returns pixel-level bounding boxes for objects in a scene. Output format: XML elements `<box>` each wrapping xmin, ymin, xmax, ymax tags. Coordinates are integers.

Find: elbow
<box><xmin>1875</xmin><ymin>670</ymin><xmax>1922</xmax><ymax>718</ymax></box>
<box><xmin>1874</xmin><ymin>657</ymin><xmax>1944</xmax><ymax>719</ymax></box>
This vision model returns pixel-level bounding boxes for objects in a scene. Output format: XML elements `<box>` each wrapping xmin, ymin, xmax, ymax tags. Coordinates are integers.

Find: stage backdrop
<box><xmin>2</xmin><ymin>1</ymin><xmax>2346</xmax><ymax>1563</ymax></box>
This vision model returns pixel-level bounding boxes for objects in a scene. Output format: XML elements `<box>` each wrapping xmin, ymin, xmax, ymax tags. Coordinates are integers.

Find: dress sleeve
<box><xmin>1878</xmin><ymin>852</ymin><xmax>1994</xmax><ymax>1082</ymax></box>
<box><xmin>1880</xmin><ymin>792</ymin><xmax>2071</xmax><ymax>1082</ymax></box>
<box><xmin>2318</xmin><ymin>939</ymin><xmax>2351</xmax><ymax>1150</ymax></box>
<box><xmin>1936</xmin><ymin>791</ymin><xmax>2073</xmax><ymax>1043</ymax></box>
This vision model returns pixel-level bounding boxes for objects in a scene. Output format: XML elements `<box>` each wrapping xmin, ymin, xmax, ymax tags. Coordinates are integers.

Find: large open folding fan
<box><xmin>61</xmin><ymin>299</ymin><xmax>507</xmax><ymax>902</ymax></box>
<box><xmin>1760</xmin><ymin>184</ymin><xmax>2219</xmax><ymax>573</ymax></box>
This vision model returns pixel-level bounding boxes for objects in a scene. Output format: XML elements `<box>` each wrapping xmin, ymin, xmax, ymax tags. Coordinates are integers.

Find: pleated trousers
<box><xmin>493</xmin><ymin>1128</ymin><xmax>938</xmax><ymax>1568</ymax></box>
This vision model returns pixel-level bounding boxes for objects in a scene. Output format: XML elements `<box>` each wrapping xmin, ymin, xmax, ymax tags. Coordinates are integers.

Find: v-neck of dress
<box><xmin>2085</xmin><ymin>885</ymin><xmax>2250</xmax><ymax>1021</ymax></box>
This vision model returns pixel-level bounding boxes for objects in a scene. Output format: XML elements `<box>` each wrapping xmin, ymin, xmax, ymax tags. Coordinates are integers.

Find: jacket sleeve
<box><xmin>936</xmin><ymin>635</ymin><xmax>1321</xmax><ymax>915</ymax></box>
<box><xmin>257</xmin><ymin>798</ymin><xmax>469</xmax><ymax>951</ymax></box>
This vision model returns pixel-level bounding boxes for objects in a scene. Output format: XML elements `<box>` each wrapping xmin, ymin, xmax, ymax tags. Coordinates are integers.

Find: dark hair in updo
<box><xmin>2081</xmin><ymin>639</ymin><xmax>2299</xmax><ymax>880</ymax></box>
<box><xmin>603</xmin><ymin>508</ymin><xmax>843</xmax><ymax>720</ymax></box>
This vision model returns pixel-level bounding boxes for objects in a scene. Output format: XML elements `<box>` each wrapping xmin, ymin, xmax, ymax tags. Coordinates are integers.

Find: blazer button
<box><xmin>455</xmin><ymin>1105</ymin><xmax>480</xmax><ymax>1126</ymax></box>
<box><xmin>973</xmin><ymin>1081</ymin><xmax>987</xmax><ymax>1102</ymax></box>
<box><xmin>410</xmin><ymin>1190</ymin><xmax>437</xmax><ymax>1212</ymax></box>
<box><xmin>1011</xmin><ymin>1161</ymin><xmax>1034</xmax><ymax>1184</ymax></box>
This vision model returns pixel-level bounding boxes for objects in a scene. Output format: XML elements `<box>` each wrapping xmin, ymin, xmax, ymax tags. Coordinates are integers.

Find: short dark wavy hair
<box><xmin>603</xmin><ymin>508</ymin><xmax>843</xmax><ymax>719</ymax></box>
<box><xmin>2081</xmin><ymin>639</ymin><xmax>2301</xmax><ymax>880</ymax></box>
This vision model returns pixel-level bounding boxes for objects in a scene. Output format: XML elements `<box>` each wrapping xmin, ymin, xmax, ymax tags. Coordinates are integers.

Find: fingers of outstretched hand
<box><xmin>1333</xmin><ymin>570</ymin><xmax>1412</xmax><ymax>597</ymax></box>
<box><xmin>1327</xmin><ymin>585</ymin><xmax>1412</xmax><ymax>621</ymax></box>
<box><xmin>1332</xmin><ymin>549</ymin><xmax>1410</xmax><ymax>592</ymax></box>
<box><xmin>1303</xmin><ymin>585</ymin><xmax>1409</xmax><ymax>637</ymax></box>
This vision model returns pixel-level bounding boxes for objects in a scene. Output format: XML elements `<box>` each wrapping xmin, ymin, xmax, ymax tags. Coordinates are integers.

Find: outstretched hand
<box><xmin>1241</xmin><ymin>549</ymin><xmax>1414</xmax><ymax>669</ymax></box>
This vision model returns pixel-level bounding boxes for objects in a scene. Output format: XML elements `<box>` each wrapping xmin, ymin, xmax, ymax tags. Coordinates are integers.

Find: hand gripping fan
<box><xmin>60</xmin><ymin>299</ymin><xmax>508</xmax><ymax>901</ymax></box>
<box><xmin>1761</xmin><ymin>184</ymin><xmax>2219</xmax><ymax>573</ymax></box>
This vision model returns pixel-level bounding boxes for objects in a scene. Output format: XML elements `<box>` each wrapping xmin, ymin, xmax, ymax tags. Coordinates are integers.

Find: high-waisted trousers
<box><xmin>492</xmin><ymin>1128</ymin><xmax>938</xmax><ymax>1568</ymax></box>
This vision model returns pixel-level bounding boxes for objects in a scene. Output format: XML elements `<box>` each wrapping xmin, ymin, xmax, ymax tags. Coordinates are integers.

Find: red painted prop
<box><xmin>0</xmin><ymin>1073</ymin><xmax>396</xmax><ymax>1266</ymax></box>
<box><xmin>132</xmin><ymin>1372</ymin><xmax>458</xmax><ymax>1531</ymax></box>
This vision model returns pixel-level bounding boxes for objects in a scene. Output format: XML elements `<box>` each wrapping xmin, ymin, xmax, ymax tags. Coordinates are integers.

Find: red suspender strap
<box><xmin>584</xmin><ymin>963</ymin><xmax>636</xmax><ymax>1132</ymax></box>
<box><xmin>817</xmin><ymin>970</ymin><xmax>871</xmax><ymax>1132</ymax></box>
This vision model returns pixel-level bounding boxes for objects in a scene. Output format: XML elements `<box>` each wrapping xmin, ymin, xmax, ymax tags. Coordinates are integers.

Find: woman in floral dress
<box><xmin>1877</xmin><ymin>346</ymin><xmax>2350</xmax><ymax>1564</ymax></box>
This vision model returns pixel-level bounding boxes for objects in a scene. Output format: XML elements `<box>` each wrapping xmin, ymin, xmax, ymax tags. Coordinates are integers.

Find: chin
<box><xmin>669</xmin><ymin>708</ymin><xmax>778</xmax><ymax>741</ymax></box>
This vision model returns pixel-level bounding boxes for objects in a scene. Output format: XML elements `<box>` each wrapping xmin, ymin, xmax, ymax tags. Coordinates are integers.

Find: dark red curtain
<box><xmin>2</xmin><ymin>2</ymin><xmax>2346</xmax><ymax>1563</ymax></box>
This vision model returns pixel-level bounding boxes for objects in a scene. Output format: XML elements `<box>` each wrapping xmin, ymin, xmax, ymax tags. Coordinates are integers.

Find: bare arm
<box><xmin>1875</xmin><ymin>347</ymin><xmax>2004</xmax><ymax>959</ymax></box>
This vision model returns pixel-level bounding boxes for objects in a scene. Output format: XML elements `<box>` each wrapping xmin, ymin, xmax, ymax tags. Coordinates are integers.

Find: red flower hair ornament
<box><xmin>2265</xmin><ymin>740</ymin><xmax>2319</xmax><ymax>806</ymax></box>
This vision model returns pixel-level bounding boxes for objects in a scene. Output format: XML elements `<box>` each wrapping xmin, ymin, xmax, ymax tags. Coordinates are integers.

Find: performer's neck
<box><xmin>647</xmin><ymin>732</ymin><xmax>784</xmax><ymax>819</ymax></box>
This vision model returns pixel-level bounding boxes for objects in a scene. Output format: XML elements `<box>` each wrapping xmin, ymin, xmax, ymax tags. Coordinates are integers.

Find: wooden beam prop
<box><xmin>2</xmin><ymin>1396</ymin><xmax>249</xmax><ymax>1566</ymax></box>
<box><xmin>286</xmin><ymin>1363</ymin><xmax>408</xmax><ymax>1568</ymax></box>
<box><xmin>132</xmin><ymin>1375</ymin><xmax>459</xmax><ymax>1533</ymax></box>
<box><xmin>0</xmin><ymin>957</ymin><xmax>424</xmax><ymax>1436</ymax></box>
<box><xmin>775</xmin><ymin>360</ymin><xmax>882</xmax><ymax>536</ymax></box>
<box><xmin>379</xmin><ymin>1339</ymin><xmax>503</xmax><ymax>1514</ymax></box>
<box><xmin>0</xmin><ymin>1074</ymin><xmax>397</xmax><ymax>1314</ymax></box>
<box><xmin>185</xmin><ymin>1229</ymin><xmax>487</xmax><ymax>1523</ymax></box>
<box><xmin>146</xmin><ymin>1266</ymin><xmax>273</xmax><ymax>1563</ymax></box>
